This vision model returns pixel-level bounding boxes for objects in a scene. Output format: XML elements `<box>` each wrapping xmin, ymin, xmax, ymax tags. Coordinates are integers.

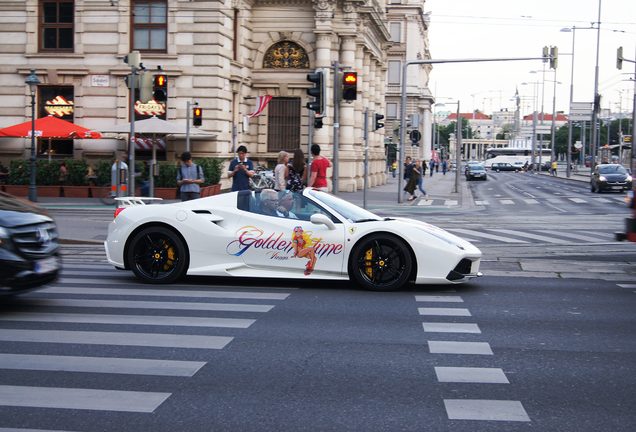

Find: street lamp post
<box><xmin>25</xmin><ymin>69</ymin><xmax>41</xmax><ymax>203</ymax></box>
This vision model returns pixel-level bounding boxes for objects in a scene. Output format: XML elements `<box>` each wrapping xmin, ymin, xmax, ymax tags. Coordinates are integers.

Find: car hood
<box><xmin>389</xmin><ymin>217</ymin><xmax>480</xmax><ymax>253</ymax></box>
<box><xmin>602</xmin><ymin>173</ymin><xmax>629</xmax><ymax>181</ymax></box>
<box><xmin>0</xmin><ymin>192</ymin><xmax>52</xmax><ymax>228</ymax></box>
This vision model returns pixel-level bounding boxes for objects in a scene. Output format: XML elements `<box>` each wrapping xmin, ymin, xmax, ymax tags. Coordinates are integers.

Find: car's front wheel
<box><xmin>350</xmin><ymin>234</ymin><xmax>412</xmax><ymax>291</ymax></box>
<box><xmin>128</xmin><ymin>227</ymin><xmax>188</xmax><ymax>284</ymax></box>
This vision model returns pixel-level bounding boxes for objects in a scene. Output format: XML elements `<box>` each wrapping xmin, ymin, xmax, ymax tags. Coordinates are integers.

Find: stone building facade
<box><xmin>0</xmin><ymin>0</ymin><xmax>432</xmax><ymax>191</ymax></box>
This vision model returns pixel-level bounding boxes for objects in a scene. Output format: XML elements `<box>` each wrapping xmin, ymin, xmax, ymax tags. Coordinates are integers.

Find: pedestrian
<box><xmin>274</xmin><ymin>150</ymin><xmax>289</xmax><ymax>191</ymax></box>
<box><xmin>552</xmin><ymin>160</ymin><xmax>557</xmax><ymax>177</ymax></box>
<box><xmin>403</xmin><ymin>157</ymin><xmax>414</xmax><ymax>200</ymax></box>
<box><xmin>176</xmin><ymin>151</ymin><xmax>204</xmax><ymax>201</ymax></box>
<box><xmin>412</xmin><ymin>159</ymin><xmax>429</xmax><ymax>201</ymax></box>
<box><xmin>523</xmin><ymin>161</ymin><xmax>529</xmax><ymax>172</ymax></box>
<box><xmin>442</xmin><ymin>160</ymin><xmax>448</xmax><ymax>175</ymax></box>
<box><xmin>392</xmin><ymin>161</ymin><xmax>397</xmax><ymax>178</ymax></box>
<box><xmin>307</xmin><ymin>144</ymin><xmax>331</xmax><ymax>192</ymax></box>
<box><xmin>404</xmin><ymin>160</ymin><xmax>419</xmax><ymax>201</ymax></box>
<box><xmin>429</xmin><ymin>160</ymin><xmax>435</xmax><ymax>177</ymax></box>
<box><xmin>287</xmin><ymin>148</ymin><xmax>307</xmax><ymax>192</ymax></box>
<box><xmin>228</xmin><ymin>145</ymin><xmax>255</xmax><ymax>191</ymax></box>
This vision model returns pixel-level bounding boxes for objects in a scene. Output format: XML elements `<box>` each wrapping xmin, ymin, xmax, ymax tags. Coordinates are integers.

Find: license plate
<box><xmin>34</xmin><ymin>257</ymin><xmax>60</xmax><ymax>274</ymax></box>
<box><xmin>612</xmin><ymin>186</ymin><xmax>623</xmax><ymax>190</ymax></box>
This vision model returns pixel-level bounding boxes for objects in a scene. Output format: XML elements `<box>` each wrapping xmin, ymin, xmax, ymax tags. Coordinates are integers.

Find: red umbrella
<box><xmin>0</xmin><ymin>115</ymin><xmax>101</xmax><ymax>139</ymax></box>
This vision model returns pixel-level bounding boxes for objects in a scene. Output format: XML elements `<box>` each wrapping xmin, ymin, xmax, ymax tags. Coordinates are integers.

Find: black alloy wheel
<box><xmin>128</xmin><ymin>227</ymin><xmax>188</xmax><ymax>284</ymax></box>
<box><xmin>350</xmin><ymin>234</ymin><xmax>412</xmax><ymax>291</ymax></box>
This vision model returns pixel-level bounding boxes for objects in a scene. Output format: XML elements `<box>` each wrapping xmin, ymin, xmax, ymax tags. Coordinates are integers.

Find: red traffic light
<box><xmin>344</xmin><ymin>73</ymin><xmax>357</xmax><ymax>84</ymax></box>
<box><xmin>154</xmin><ymin>75</ymin><xmax>167</xmax><ymax>87</ymax></box>
<box><xmin>193</xmin><ymin>107</ymin><xmax>202</xmax><ymax>126</ymax></box>
<box><xmin>342</xmin><ymin>72</ymin><xmax>357</xmax><ymax>101</ymax></box>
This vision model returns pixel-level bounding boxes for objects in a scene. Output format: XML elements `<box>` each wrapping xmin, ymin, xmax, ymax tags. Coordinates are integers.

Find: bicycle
<box><xmin>249</xmin><ymin>165</ymin><xmax>275</xmax><ymax>190</ymax></box>
<box><xmin>98</xmin><ymin>182</ymin><xmax>116</xmax><ymax>206</ymax></box>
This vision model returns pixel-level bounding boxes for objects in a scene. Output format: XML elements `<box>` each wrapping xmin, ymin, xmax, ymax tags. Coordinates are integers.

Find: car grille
<box><xmin>9</xmin><ymin>221</ymin><xmax>59</xmax><ymax>258</ymax></box>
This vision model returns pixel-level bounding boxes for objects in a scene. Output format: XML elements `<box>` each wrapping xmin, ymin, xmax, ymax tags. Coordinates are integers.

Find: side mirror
<box><xmin>310</xmin><ymin>213</ymin><xmax>336</xmax><ymax>230</ymax></box>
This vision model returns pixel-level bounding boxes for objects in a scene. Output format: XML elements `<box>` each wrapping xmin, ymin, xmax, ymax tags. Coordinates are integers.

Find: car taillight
<box><xmin>114</xmin><ymin>207</ymin><xmax>126</xmax><ymax>219</ymax></box>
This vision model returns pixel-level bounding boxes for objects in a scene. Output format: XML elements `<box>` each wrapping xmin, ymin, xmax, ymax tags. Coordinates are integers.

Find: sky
<box><xmin>425</xmin><ymin>0</ymin><xmax>636</xmax><ymax>119</ymax></box>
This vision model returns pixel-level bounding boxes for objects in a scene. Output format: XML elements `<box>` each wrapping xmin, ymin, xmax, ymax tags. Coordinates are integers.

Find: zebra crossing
<box><xmin>447</xmin><ymin>227</ymin><xmax>615</xmax><ymax>245</ymax></box>
<box><xmin>471</xmin><ymin>196</ymin><xmax>625</xmax><ymax>207</ymax></box>
<box><xmin>0</xmin><ymin>258</ymin><xmax>292</xmax><ymax>423</ymax></box>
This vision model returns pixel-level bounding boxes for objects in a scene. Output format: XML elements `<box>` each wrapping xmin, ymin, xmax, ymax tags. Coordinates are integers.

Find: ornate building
<box><xmin>0</xmin><ymin>0</ymin><xmax>433</xmax><ymax>191</ymax></box>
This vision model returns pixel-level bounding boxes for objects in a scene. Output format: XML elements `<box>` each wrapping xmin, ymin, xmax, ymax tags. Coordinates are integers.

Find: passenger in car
<box><xmin>277</xmin><ymin>190</ymin><xmax>298</xmax><ymax>219</ymax></box>
<box><xmin>259</xmin><ymin>189</ymin><xmax>280</xmax><ymax>216</ymax></box>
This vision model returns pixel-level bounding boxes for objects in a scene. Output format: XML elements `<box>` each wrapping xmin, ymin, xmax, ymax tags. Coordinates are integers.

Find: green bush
<box><xmin>94</xmin><ymin>159</ymin><xmax>114</xmax><ymax>186</ymax></box>
<box><xmin>64</xmin><ymin>158</ymin><xmax>90</xmax><ymax>186</ymax></box>
<box><xmin>155</xmin><ymin>161</ymin><xmax>179</xmax><ymax>188</ymax></box>
<box><xmin>8</xmin><ymin>159</ymin><xmax>30</xmax><ymax>185</ymax></box>
<box><xmin>36</xmin><ymin>160</ymin><xmax>63</xmax><ymax>186</ymax></box>
<box><xmin>197</xmin><ymin>157</ymin><xmax>224</xmax><ymax>186</ymax></box>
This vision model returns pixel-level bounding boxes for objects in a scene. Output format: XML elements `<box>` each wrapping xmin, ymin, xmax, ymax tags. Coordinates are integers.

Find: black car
<box><xmin>0</xmin><ymin>191</ymin><xmax>60</xmax><ymax>295</ymax></box>
<box><xmin>590</xmin><ymin>164</ymin><xmax>633</xmax><ymax>193</ymax></box>
<box><xmin>490</xmin><ymin>163</ymin><xmax>520</xmax><ymax>172</ymax></box>
<box><xmin>466</xmin><ymin>165</ymin><xmax>488</xmax><ymax>181</ymax></box>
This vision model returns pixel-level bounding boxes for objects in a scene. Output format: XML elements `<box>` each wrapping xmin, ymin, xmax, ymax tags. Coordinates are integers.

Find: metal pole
<box><xmin>186</xmin><ymin>101</ymin><xmax>191</xmax><ymax>152</ymax></box>
<box><xmin>332</xmin><ymin>60</ymin><xmax>340</xmax><ymax>195</ymax></box>
<box><xmin>632</xmin><ymin>46</ymin><xmax>636</xmax><ymax>173</ymax></box>
<box><xmin>455</xmin><ymin>102</ymin><xmax>461</xmax><ymax>193</ymax></box>
<box><xmin>28</xmin><ymin>92</ymin><xmax>37</xmax><ymax>202</ymax></box>
<box><xmin>531</xmin><ymin>111</ymin><xmax>537</xmax><ymax>170</ymax></box>
<box><xmin>398</xmin><ymin>62</ymin><xmax>408</xmax><ymax>203</ymax></box>
<box><xmin>128</xmin><ymin>66</ymin><xmax>136</xmax><ymax>197</ymax></box>
<box><xmin>308</xmin><ymin>110</ymin><xmax>313</xmax><ymax>180</ymax></box>
<box><xmin>363</xmin><ymin>108</ymin><xmax>369</xmax><ymax>209</ymax></box>
<box><xmin>550</xmin><ymin>71</ymin><xmax>558</xmax><ymax>165</ymax></box>
<box><xmin>566</xmin><ymin>28</ymin><xmax>576</xmax><ymax>177</ymax></box>
<box><xmin>590</xmin><ymin>0</ymin><xmax>602</xmax><ymax>172</ymax></box>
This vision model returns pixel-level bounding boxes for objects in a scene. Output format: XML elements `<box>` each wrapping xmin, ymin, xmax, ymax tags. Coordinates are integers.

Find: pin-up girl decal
<box><xmin>292</xmin><ymin>226</ymin><xmax>317</xmax><ymax>275</ymax></box>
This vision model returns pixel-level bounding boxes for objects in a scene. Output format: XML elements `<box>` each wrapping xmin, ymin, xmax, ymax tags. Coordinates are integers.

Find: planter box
<box><xmin>4</xmin><ymin>185</ymin><xmax>29</xmax><ymax>197</ymax></box>
<box><xmin>37</xmin><ymin>186</ymin><xmax>62</xmax><ymax>197</ymax></box>
<box><xmin>154</xmin><ymin>187</ymin><xmax>178</xmax><ymax>200</ymax></box>
<box><xmin>200</xmin><ymin>184</ymin><xmax>221</xmax><ymax>197</ymax></box>
<box><xmin>63</xmin><ymin>186</ymin><xmax>91</xmax><ymax>198</ymax></box>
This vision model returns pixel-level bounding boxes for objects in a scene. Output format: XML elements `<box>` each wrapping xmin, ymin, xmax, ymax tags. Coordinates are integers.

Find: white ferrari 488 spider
<box><xmin>104</xmin><ymin>189</ymin><xmax>482</xmax><ymax>291</ymax></box>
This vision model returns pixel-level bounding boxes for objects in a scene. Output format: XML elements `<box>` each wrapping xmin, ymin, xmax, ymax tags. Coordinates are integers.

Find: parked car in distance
<box><xmin>464</xmin><ymin>160</ymin><xmax>483</xmax><ymax>174</ymax></box>
<box><xmin>466</xmin><ymin>165</ymin><xmax>488</xmax><ymax>181</ymax></box>
<box><xmin>490</xmin><ymin>163</ymin><xmax>520</xmax><ymax>172</ymax></box>
<box><xmin>0</xmin><ymin>192</ymin><xmax>60</xmax><ymax>296</ymax></box>
<box><xmin>590</xmin><ymin>164</ymin><xmax>633</xmax><ymax>193</ymax></box>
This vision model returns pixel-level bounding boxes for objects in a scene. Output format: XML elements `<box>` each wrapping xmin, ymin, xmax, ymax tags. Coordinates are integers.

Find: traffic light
<box><xmin>123</xmin><ymin>51</ymin><xmax>141</xmax><ymax>68</ymax></box>
<box><xmin>542</xmin><ymin>46</ymin><xmax>549</xmax><ymax>63</ymax></box>
<box><xmin>410</xmin><ymin>129</ymin><xmax>421</xmax><ymax>146</ymax></box>
<box><xmin>193</xmin><ymin>107</ymin><xmax>202</xmax><ymax>127</ymax></box>
<box><xmin>550</xmin><ymin>46</ymin><xmax>558</xmax><ymax>69</ymax></box>
<box><xmin>124</xmin><ymin>75</ymin><xmax>138</xmax><ymax>90</ymax></box>
<box><xmin>342</xmin><ymin>71</ymin><xmax>357</xmax><ymax>102</ymax></box>
<box><xmin>617</xmin><ymin>46</ymin><xmax>624</xmax><ymax>70</ymax></box>
<box><xmin>139</xmin><ymin>73</ymin><xmax>153</xmax><ymax>103</ymax></box>
<box><xmin>306</xmin><ymin>69</ymin><xmax>326</xmax><ymax>118</ymax></box>
<box><xmin>153</xmin><ymin>75</ymin><xmax>167</xmax><ymax>102</ymax></box>
<box><xmin>373</xmin><ymin>113</ymin><xmax>384</xmax><ymax>131</ymax></box>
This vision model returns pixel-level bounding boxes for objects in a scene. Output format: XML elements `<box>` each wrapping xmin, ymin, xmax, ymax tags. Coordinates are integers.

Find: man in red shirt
<box><xmin>308</xmin><ymin>144</ymin><xmax>331</xmax><ymax>192</ymax></box>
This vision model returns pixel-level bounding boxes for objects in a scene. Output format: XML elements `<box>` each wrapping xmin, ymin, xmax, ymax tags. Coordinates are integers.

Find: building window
<box><xmin>40</xmin><ymin>1</ymin><xmax>74</xmax><ymax>51</ymax></box>
<box><xmin>267</xmin><ymin>98</ymin><xmax>300</xmax><ymax>152</ymax></box>
<box><xmin>263</xmin><ymin>42</ymin><xmax>309</xmax><ymax>69</ymax></box>
<box><xmin>387</xmin><ymin>103</ymin><xmax>398</xmax><ymax>119</ymax></box>
<box><xmin>390</xmin><ymin>23</ymin><xmax>401</xmax><ymax>43</ymax></box>
<box><xmin>38</xmin><ymin>86</ymin><xmax>75</xmax><ymax>156</ymax></box>
<box><xmin>388</xmin><ymin>61</ymin><xmax>401</xmax><ymax>85</ymax></box>
<box><xmin>131</xmin><ymin>1</ymin><xmax>167</xmax><ymax>52</ymax></box>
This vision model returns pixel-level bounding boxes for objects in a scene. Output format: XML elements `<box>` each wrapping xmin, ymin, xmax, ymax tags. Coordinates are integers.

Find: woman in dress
<box><xmin>274</xmin><ymin>151</ymin><xmax>289</xmax><ymax>191</ymax></box>
<box><xmin>286</xmin><ymin>148</ymin><xmax>307</xmax><ymax>192</ymax></box>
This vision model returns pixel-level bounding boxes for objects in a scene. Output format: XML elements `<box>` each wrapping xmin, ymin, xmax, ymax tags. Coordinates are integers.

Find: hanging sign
<box><xmin>135</xmin><ymin>100</ymin><xmax>166</xmax><ymax>116</ymax></box>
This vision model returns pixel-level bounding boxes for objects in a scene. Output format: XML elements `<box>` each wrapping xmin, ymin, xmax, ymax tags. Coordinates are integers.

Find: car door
<box><xmin>229</xmin><ymin>192</ymin><xmax>347</xmax><ymax>277</ymax></box>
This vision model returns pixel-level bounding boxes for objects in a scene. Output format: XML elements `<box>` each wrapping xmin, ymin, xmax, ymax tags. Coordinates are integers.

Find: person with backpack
<box><xmin>177</xmin><ymin>151</ymin><xmax>204</xmax><ymax>201</ymax></box>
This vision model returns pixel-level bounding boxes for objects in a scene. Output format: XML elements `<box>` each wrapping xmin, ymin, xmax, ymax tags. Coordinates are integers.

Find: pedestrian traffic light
<box><xmin>341</xmin><ymin>72</ymin><xmax>357</xmax><ymax>102</ymax></box>
<box><xmin>542</xmin><ymin>46</ymin><xmax>549</xmax><ymax>63</ymax></box>
<box><xmin>617</xmin><ymin>46</ymin><xmax>624</xmax><ymax>70</ymax></box>
<box><xmin>373</xmin><ymin>113</ymin><xmax>384</xmax><ymax>131</ymax></box>
<box><xmin>124</xmin><ymin>75</ymin><xmax>138</xmax><ymax>90</ymax></box>
<box><xmin>306</xmin><ymin>69</ymin><xmax>326</xmax><ymax>118</ymax></box>
<box><xmin>139</xmin><ymin>73</ymin><xmax>153</xmax><ymax>103</ymax></box>
<box><xmin>410</xmin><ymin>129</ymin><xmax>421</xmax><ymax>144</ymax></box>
<box><xmin>153</xmin><ymin>75</ymin><xmax>167</xmax><ymax>102</ymax></box>
<box><xmin>549</xmin><ymin>46</ymin><xmax>558</xmax><ymax>69</ymax></box>
<box><xmin>193</xmin><ymin>107</ymin><xmax>202</xmax><ymax>127</ymax></box>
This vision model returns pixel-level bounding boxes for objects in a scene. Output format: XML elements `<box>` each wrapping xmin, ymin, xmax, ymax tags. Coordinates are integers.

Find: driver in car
<box><xmin>260</xmin><ymin>189</ymin><xmax>280</xmax><ymax>216</ymax></box>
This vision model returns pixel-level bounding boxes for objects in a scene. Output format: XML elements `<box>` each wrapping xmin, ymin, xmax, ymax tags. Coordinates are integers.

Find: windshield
<box><xmin>470</xmin><ymin>166</ymin><xmax>485</xmax><ymax>172</ymax></box>
<box><xmin>599</xmin><ymin>165</ymin><xmax>627</xmax><ymax>175</ymax></box>
<box><xmin>308</xmin><ymin>189</ymin><xmax>381</xmax><ymax>223</ymax></box>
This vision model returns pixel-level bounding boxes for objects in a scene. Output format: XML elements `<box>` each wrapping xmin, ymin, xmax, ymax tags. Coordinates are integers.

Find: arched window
<box><xmin>263</xmin><ymin>42</ymin><xmax>309</xmax><ymax>69</ymax></box>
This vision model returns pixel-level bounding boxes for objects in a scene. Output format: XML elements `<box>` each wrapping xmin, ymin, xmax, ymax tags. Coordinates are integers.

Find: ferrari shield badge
<box><xmin>349</xmin><ymin>227</ymin><xmax>356</xmax><ymax>234</ymax></box>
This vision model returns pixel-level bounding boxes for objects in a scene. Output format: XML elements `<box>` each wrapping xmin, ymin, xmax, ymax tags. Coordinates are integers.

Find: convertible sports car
<box><xmin>104</xmin><ymin>189</ymin><xmax>482</xmax><ymax>291</ymax></box>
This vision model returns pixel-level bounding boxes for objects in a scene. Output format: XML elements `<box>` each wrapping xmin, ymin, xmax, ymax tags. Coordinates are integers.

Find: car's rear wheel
<box><xmin>496</xmin><ymin>169</ymin><xmax>500</xmax><ymax>172</ymax></box>
<box><xmin>128</xmin><ymin>227</ymin><xmax>188</xmax><ymax>284</ymax></box>
<box><xmin>350</xmin><ymin>234</ymin><xmax>412</xmax><ymax>291</ymax></box>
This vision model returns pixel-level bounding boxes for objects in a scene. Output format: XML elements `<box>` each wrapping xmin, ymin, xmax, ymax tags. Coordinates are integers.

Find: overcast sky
<box><xmin>425</xmin><ymin>0</ymin><xmax>636</xmax><ymax>119</ymax></box>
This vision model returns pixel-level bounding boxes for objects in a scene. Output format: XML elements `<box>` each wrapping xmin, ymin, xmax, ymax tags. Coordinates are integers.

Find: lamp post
<box><xmin>25</xmin><ymin>69</ymin><xmax>41</xmax><ymax>203</ymax></box>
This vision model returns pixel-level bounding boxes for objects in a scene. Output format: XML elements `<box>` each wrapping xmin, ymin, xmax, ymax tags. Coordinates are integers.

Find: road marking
<box><xmin>0</xmin><ymin>329</ymin><xmax>233</xmax><ymax>349</ymax></box>
<box><xmin>524</xmin><ymin>199</ymin><xmax>540</xmax><ymax>204</ymax></box>
<box><xmin>444</xmin><ymin>200</ymin><xmax>458</xmax><ymax>206</ymax></box>
<box><xmin>488</xmin><ymin>229</ymin><xmax>572</xmax><ymax>244</ymax></box>
<box><xmin>417</xmin><ymin>200</ymin><xmax>433</xmax><ymax>206</ymax></box>
<box><xmin>435</xmin><ymin>367</ymin><xmax>509</xmax><ymax>383</ymax></box>
<box><xmin>536</xmin><ymin>230</ymin><xmax>604</xmax><ymax>243</ymax></box>
<box><xmin>27</xmin><ymin>298</ymin><xmax>274</xmax><ymax>313</ymax></box>
<box><xmin>415</xmin><ymin>295</ymin><xmax>463</xmax><ymax>302</ymax></box>
<box><xmin>418</xmin><ymin>308</ymin><xmax>471</xmax><ymax>316</ymax></box>
<box><xmin>0</xmin><ymin>385</ymin><xmax>170</xmax><ymax>413</ymax></box>
<box><xmin>423</xmin><ymin>323</ymin><xmax>481</xmax><ymax>333</ymax></box>
<box><xmin>499</xmin><ymin>199</ymin><xmax>515</xmax><ymax>205</ymax></box>
<box><xmin>45</xmin><ymin>286</ymin><xmax>290</xmax><ymax>300</ymax></box>
<box><xmin>617</xmin><ymin>284</ymin><xmax>636</xmax><ymax>288</ymax></box>
<box><xmin>0</xmin><ymin>312</ymin><xmax>255</xmax><ymax>329</ymax></box>
<box><xmin>449</xmin><ymin>228</ymin><xmax>529</xmax><ymax>244</ymax></box>
<box><xmin>569</xmin><ymin>198</ymin><xmax>587</xmax><ymax>203</ymax></box>
<box><xmin>444</xmin><ymin>399</ymin><xmax>530</xmax><ymax>422</ymax></box>
<box><xmin>0</xmin><ymin>353</ymin><xmax>205</xmax><ymax>377</ymax></box>
<box><xmin>474</xmin><ymin>200</ymin><xmax>489</xmax><ymax>206</ymax></box>
<box><xmin>428</xmin><ymin>341</ymin><xmax>493</xmax><ymax>355</ymax></box>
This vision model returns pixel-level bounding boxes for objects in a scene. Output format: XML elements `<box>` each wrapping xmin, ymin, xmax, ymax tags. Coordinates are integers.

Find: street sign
<box><xmin>521</xmin><ymin>125</ymin><xmax>552</xmax><ymax>135</ymax></box>
<box><xmin>569</xmin><ymin>102</ymin><xmax>593</xmax><ymax>121</ymax></box>
<box><xmin>574</xmin><ymin>142</ymin><xmax>583</xmax><ymax>149</ymax></box>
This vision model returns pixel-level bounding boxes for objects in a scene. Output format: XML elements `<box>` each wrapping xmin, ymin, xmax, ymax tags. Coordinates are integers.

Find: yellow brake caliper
<box><xmin>163</xmin><ymin>242</ymin><xmax>175</xmax><ymax>270</ymax></box>
<box><xmin>365</xmin><ymin>248</ymin><xmax>373</xmax><ymax>278</ymax></box>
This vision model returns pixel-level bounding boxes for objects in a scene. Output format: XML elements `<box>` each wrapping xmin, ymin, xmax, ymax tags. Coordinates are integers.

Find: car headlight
<box><xmin>0</xmin><ymin>226</ymin><xmax>11</xmax><ymax>248</ymax></box>
<box><xmin>627</xmin><ymin>175</ymin><xmax>633</xmax><ymax>182</ymax></box>
<box><xmin>599</xmin><ymin>175</ymin><xmax>607</xmax><ymax>181</ymax></box>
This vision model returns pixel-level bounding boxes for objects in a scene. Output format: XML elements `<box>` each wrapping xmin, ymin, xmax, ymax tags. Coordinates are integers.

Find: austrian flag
<box><xmin>245</xmin><ymin>95</ymin><xmax>273</xmax><ymax>118</ymax></box>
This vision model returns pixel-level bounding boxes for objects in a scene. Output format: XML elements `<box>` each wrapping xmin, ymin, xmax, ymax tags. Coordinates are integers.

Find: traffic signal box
<box><xmin>373</xmin><ymin>113</ymin><xmax>384</xmax><ymax>131</ymax></box>
<box><xmin>342</xmin><ymin>72</ymin><xmax>357</xmax><ymax>102</ymax></box>
<box><xmin>306</xmin><ymin>69</ymin><xmax>326</xmax><ymax>118</ymax></box>
<box><xmin>153</xmin><ymin>75</ymin><xmax>168</xmax><ymax>102</ymax></box>
<box><xmin>193</xmin><ymin>107</ymin><xmax>202</xmax><ymax>127</ymax></box>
